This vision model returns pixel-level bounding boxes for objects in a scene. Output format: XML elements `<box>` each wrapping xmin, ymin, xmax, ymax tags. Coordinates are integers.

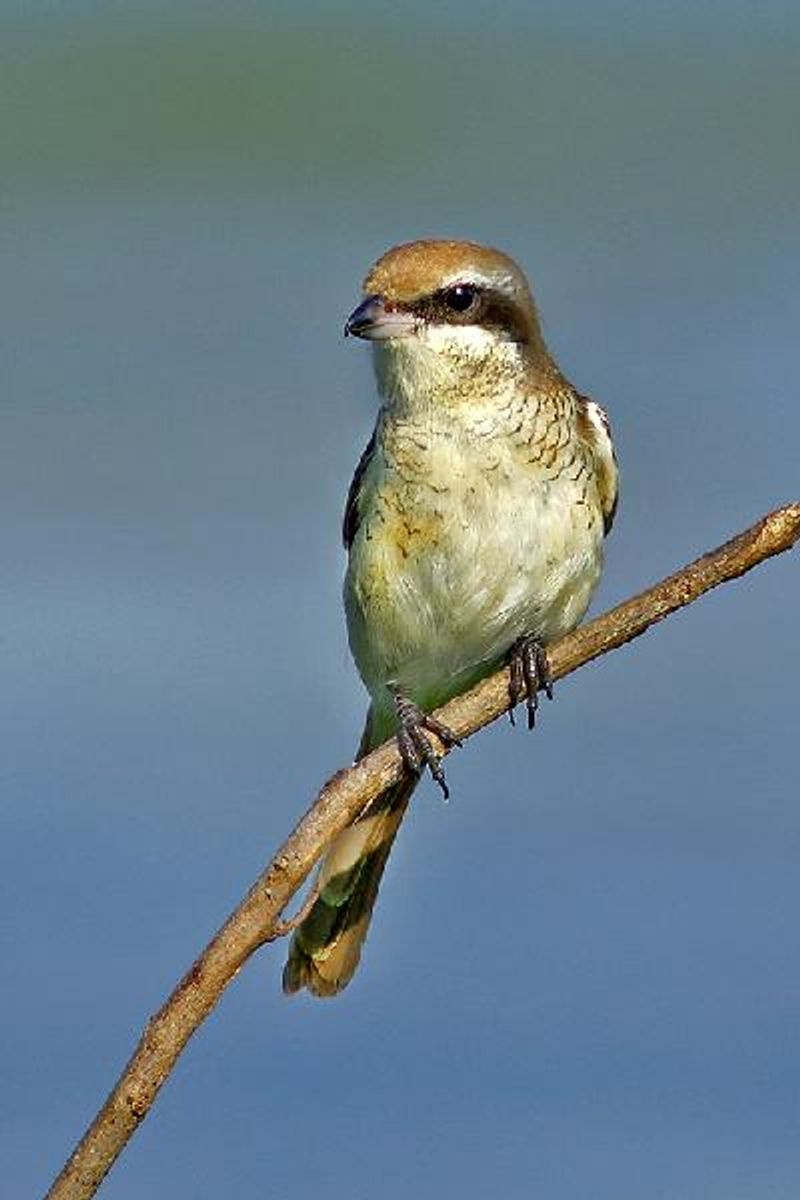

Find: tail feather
<box><xmin>282</xmin><ymin>779</ymin><xmax>414</xmax><ymax>996</ymax></box>
<box><xmin>283</xmin><ymin>710</ymin><xmax>415</xmax><ymax>997</ymax></box>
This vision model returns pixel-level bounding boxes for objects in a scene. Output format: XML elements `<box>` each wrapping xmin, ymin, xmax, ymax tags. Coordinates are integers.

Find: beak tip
<box><xmin>344</xmin><ymin>294</ymin><xmax>380</xmax><ymax>341</ymax></box>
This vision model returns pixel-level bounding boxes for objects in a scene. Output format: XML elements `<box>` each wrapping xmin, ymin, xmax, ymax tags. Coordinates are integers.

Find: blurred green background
<box><xmin>4</xmin><ymin>3</ymin><xmax>799</xmax><ymax>1198</ymax></box>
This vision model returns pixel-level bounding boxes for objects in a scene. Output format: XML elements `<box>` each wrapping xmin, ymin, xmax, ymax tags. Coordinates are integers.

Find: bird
<box><xmin>283</xmin><ymin>238</ymin><xmax>618</xmax><ymax>997</ymax></box>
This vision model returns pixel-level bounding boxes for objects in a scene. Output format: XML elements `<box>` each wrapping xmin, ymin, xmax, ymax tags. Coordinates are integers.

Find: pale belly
<box><xmin>345</xmin><ymin>459</ymin><xmax>604</xmax><ymax>715</ymax></box>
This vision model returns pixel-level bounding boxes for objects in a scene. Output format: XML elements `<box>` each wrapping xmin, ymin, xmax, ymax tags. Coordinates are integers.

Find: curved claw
<box><xmin>507</xmin><ymin>636</ymin><xmax>554</xmax><ymax>729</ymax></box>
<box><xmin>392</xmin><ymin>691</ymin><xmax>460</xmax><ymax>800</ymax></box>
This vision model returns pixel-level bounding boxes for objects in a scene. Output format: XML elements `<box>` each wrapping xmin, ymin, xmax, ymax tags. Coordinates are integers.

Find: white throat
<box><xmin>371</xmin><ymin>322</ymin><xmax>526</xmax><ymax>415</ymax></box>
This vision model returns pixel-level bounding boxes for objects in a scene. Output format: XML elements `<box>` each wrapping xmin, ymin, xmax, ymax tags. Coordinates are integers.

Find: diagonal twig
<box><xmin>45</xmin><ymin>503</ymin><xmax>800</xmax><ymax>1200</ymax></box>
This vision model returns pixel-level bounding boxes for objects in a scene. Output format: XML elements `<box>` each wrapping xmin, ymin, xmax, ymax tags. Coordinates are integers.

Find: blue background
<box><xmin>4</xmin><ymin>3</ymin><xmax>799</xmax><ymax>1196</ymax></box>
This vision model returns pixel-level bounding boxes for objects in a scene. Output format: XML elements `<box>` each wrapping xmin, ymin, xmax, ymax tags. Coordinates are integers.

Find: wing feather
<box><xmin>343</xmin><ymin>431</ymin><xmax>376</xmax><ymax>550</ymax></box>
<box><xmin>576</xmin><ymin>394</ymin><xmax>619</xmax><ymax>535</ymax></box>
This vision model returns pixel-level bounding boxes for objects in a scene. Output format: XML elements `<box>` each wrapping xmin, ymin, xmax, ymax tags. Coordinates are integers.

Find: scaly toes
<box><xmin>392</xmin><ymin>692</ymin><xmax>459</xmax><ymax>799</ymax></box>
<box><xmin>507</xmin><ymin>636</ymin><xmax>554</xmax><ymax>729</ymax></box>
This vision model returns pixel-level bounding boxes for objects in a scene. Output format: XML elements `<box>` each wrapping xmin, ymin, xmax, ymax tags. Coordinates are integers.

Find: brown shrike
<box><xmin>284</xmin><ymin>239</ymin><xmax>618</xmax><ymax>997</ymax></box>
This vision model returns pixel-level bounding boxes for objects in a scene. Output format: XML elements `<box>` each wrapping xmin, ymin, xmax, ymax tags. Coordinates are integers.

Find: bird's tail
<box><xmin>282</xmin><ymin>709</ymin><xmax>416</xmax><ymax>998</ymax></box>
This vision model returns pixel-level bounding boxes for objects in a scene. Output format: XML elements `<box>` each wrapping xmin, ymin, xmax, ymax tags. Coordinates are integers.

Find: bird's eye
<box><xmin>442</xmin><ymin>284</ymin><xmax>479</xmax><ymax>314</ymax></box>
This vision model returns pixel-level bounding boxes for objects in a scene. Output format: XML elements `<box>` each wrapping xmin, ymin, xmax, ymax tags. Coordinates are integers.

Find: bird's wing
<box><xmin>343</xmin><ymin>431</ymin><xmax>377</xmax><ymax>550</ymax></box>
<box><xmin>576</xmin><ymin>394</ymin><xmax>619</xmax><ymax>535</ymax></box>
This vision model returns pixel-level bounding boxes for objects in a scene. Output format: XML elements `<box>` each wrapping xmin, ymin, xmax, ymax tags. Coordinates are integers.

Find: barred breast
<box><xmin>344</xmin><ymin>389</ymin><xmax>606</xmax><ymax>718</ymax></box>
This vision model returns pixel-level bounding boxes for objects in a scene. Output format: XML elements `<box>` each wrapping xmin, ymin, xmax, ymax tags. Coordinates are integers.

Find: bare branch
<box><xmin>45</xmin><ymin>503</ymin><xmax>800</xmax><ymax>1200</ymax></box>
<box><xmin>268</xmin><ymin>879</ymin><xmax>321</xmax><ymax>938</ymax></box>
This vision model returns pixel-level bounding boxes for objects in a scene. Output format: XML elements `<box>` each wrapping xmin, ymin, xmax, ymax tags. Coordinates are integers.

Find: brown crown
<box><xmin>363</xmin><ymin>239</ymin><xmax>532</xmax><ymax>305</ymax></box>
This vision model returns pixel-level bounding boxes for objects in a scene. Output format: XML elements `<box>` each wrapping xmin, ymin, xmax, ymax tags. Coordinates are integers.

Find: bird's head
<box><xmin>344</xmin><ymin>240</ymin><xmax>555</xmax><ymax>408</ymax></box>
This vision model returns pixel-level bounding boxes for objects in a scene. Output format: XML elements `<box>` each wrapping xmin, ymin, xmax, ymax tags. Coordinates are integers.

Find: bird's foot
<box><xmin>392</xmin><ymin>690</ymin><xmax>461</xmax><ymax>801</ymax></box>
<box><xmin>508</xmin><ymin>635</ymin><xmax>554</xmax><ymax>730</ymax></box>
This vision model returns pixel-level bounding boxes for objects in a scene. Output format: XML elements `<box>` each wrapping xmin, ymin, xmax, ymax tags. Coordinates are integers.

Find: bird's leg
<box><xmin>507</xmin><ymin>635</ymin><xmax>554</xmax><ymax>730</ymax></box>
<box><xmin>391</xmin><ymin>689</ymin><xmax>462</xmax><ymax>801</ymax></box>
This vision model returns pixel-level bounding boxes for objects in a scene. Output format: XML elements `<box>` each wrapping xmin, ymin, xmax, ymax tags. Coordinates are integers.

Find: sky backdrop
<box><xmin>4</xmin><ymin>3</ymin><xmax>800</xmax><ymax>1197</ymax></box>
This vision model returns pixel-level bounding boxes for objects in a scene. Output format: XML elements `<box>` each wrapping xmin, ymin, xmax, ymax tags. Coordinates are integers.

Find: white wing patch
<box><xmin>580</xmin><ymin>397</ymin><xmax>619</xmax><ymax>534</ymax></box>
